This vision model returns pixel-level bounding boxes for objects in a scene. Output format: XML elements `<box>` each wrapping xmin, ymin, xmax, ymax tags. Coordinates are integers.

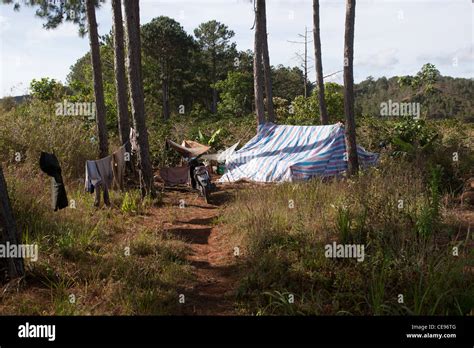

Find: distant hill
<box><xmin>0</xmin><ymin>95</ymin><xmax>29</xmax><ymax>111</ymax></box>
<box><xmin>355</xmin><ymin>76</ymin><xmax>473</xmax><ymax>122</ymax></box>
<box><xmin>11</xmin><ymin>95</ymin><xmax>29</xmax><ymax>104</ymax></box>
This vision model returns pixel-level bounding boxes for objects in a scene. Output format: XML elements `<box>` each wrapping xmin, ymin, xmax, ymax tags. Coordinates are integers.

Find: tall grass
<box><xmin>222</xmin><ymin>159</ymin><xmax>474</xmax><ymax>315</ymax></box>
<box><xmin>0</xmin><ymin>100</ymin><xmax>97</xmax><ymax>179</ymax></box>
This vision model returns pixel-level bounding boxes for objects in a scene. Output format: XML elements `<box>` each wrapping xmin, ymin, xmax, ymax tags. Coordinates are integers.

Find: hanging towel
<box><xmin>39</xmin><ymin>152</ymin><xmax>68</xmax><ymax>211</ymax></box>
<box><xmin>159</xmin><ymin>166</ymin><xmax>190</xmax><ymax>186</ymax></box>
<box><xmin>85</xmin><ymin>160</ymin><xmax>100</xmax><ymax>193</ymax></box>
<box><xmin>95</xmin><ymin>156</ymin><xmax>114</xmax><ymax>189</ymax></box>
<box><xmin>85</xmin><ymin>156</ymin><xmax>113</xmax><ymax>206</ymax></box>
<box><xmin>112</xmin><ymin>145</ymin><xmax>127</xmax><ymax>190</ymax></box>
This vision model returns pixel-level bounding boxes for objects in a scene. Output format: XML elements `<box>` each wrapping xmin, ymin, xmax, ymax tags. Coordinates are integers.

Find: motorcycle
<box><xmin>188</xmin><ymin>156</ymin><xmax>212</xmax><ymax>203</ymax></box>
<box><xmin>165</xmin><ymin>139</ymin><xmax>214</xmax><ymax>203</ymax></box>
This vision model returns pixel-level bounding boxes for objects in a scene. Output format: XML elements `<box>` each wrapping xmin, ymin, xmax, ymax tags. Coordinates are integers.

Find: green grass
<box><xmin>222</xmin><ymin>160</ymin><xmax>474</xmax><ymax>315</ymax></box>
<box><xmin>1</xmin><ymin>168</ymin><xmax>192</xmax><ymax>315</ymax></box>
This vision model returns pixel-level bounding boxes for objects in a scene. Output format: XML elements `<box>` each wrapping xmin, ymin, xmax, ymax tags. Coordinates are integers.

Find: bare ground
<box><xmin>146</xmin><ymin>183</ymin><xmax>242</xmax><ymax>315</ymax></box>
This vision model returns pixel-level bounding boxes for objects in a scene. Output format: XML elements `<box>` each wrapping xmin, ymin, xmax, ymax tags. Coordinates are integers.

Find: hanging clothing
<box><xmin>95</xmin><ymin>156</ymin><xmax>114</xmax><ymax>189</ymax></box>
<box><xmin>85</xmin><ymin>156</ymin><xmax>113</xmax><ymax>207</ymax></box>
<box><xmin>112</xmin><ymin>144</ymin><xmax>127</xmax><ymax>191</ymax></box>
<box><xmin>159</xmin><ymin>166</ymin><xmax>190</xmax><ymax>186</ymax></box>
<box><xmin>85</xmin><ymin>160</ymin><xmax>99</xmax><ymax>194</ymax></box>
<box><xmin>39</xmin><ymin>152</ymin><xmax>68</xmax><ymax>211</ymax></box>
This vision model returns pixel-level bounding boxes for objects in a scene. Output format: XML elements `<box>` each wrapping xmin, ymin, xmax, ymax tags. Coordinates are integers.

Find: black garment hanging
<box><xmin>39</xmin><ymin>152</ymin><xmax>68</xmax><ymax>211</ymax></box>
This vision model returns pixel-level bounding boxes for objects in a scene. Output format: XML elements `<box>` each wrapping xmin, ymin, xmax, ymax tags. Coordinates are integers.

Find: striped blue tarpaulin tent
<box><xmin>219</xmin><ymin>123</ymin><xmax>379</xmax><ymax>183</ymax></box>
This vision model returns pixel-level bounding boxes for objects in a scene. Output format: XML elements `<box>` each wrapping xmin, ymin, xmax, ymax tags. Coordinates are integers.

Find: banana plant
<box><xmin>197</xmin><ymin>128</ymin><xmax>222</xmax><ymax>147</ymax></box>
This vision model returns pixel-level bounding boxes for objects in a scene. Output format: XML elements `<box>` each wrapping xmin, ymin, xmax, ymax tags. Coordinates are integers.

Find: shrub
<box><xmin>30</xmin><ymin>78</ymin><xmax>67</xmax><ymax>102</ymax></box>
<box><xmin>285</xmin><ymin>82</ymin><xmax>345</xmax><ymax>125</ymax></box>
<box><xmin>390</xmin><ymin>116</ymin><xmax>438</xmax><ymax>157</ymax></box>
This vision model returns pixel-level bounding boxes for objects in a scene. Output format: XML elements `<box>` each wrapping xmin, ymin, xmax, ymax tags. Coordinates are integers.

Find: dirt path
<box><xmin>159</xmin><ymin>186</ymin><xmax>240</xmax><ymax>315</ymax></box>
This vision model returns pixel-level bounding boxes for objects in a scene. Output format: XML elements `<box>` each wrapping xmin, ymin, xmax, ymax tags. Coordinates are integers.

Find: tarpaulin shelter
<box><xmin>219</xmin><ymin>123</ymin><xmax>378</xmax><ymax>183</ymax></box>
<box><xmin>201</xmin><ymin>142</ymin><xmax>240</xmax><ymax>162</ymax></box>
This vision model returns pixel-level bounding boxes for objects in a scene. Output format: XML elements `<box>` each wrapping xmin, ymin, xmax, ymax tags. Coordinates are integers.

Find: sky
<box><xmin>0</xmin><ymin>0</ymin><xmax>472</xmax><ymax>97</ymax></box>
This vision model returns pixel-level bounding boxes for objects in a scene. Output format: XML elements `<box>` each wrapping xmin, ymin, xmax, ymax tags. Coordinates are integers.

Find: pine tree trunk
<box><xmin>313</xmin><ymin>0</ymin><xmax>329</xmax><ymax>125</ymax></box>
<box><xmin>124</xmin><ymin>0</ymin><xmax>156</xmax><ymax>197</ymax></box>
<box><xmin>112</xmin><ymin>0</ymin><xmax>131</xmax><ymax>152</ymax></box>
<box><xmin>254</xmin><ymin>0</ymin><xmax>265</xmax><ymax>126</ymax></box>
<box><xmin>303</xmin><ymin>29</ymin><xmax>308</xmax><ymax>98</ymax></box>
<box><xmin>0</xmin><ymin>165</ymin><xmax>24</xmax><ymax>279</ymax></box>
<box><xmin>260</xmin><ymin>0</ymin><xmax>276</xmax><ymax>122</ymax></box>
<box><xmin>343</xmin><ymin>0</ymin><xmax>359</xmax><ymax>176</ymax></box>
<box><xmin>86</xmin><ymin>0</ymin><xmax>108</xmax><ymax>159</ymax></box>
<box><xmin>260</xmin><ymin>0</ymin><xmax>275</xmax><ymax>123</ymax></box>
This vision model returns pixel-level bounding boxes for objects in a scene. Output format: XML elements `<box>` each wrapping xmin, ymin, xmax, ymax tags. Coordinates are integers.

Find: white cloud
<box><xmin>357</xmin><ymin>48</ymin><xmax>400</xmax><ymax>69</ymax></box>
<box><xmin>25</xmin><ymin>21</ymin><xmax>80</xmax><ymax>44</ymax></box>
<box><xmin>418</xmin><ymin>45</ymin><xmax>474</xmax><ymax>66</ymax></box>
<box><xmin>0</xmin><ymin>15</ymin><xmax>11</xmax><ymax>34</ymax></box>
